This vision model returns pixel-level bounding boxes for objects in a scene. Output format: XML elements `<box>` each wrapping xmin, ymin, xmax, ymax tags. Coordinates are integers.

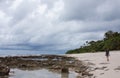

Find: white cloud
<box><xmin>0</xmin><ymin>0</ymin><xmax>120</xmax><ymax>53</ymax></box>
<box><xmin>9</xmin><ymin>0</ymin><xmax>23</xmax><ymax>10</ymax></box>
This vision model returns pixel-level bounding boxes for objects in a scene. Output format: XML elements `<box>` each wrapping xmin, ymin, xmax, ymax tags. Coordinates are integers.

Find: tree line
<box><xmin>66</xmin><ymin>30</ymin><xmax>120</xmax><ymax>54</ymax></box>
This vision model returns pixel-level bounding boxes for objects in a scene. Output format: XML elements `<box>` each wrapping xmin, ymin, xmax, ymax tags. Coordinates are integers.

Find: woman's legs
<box><xmin>106</xmin><ymin>56</ymin><xmax>109</xmax><ymax>61</ymax></box>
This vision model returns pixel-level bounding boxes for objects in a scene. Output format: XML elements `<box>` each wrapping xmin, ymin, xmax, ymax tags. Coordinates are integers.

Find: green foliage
<box><xmin>66</xmin><ymin>30</ymin><xmax>120</xmax><ymax>54</ymax></box>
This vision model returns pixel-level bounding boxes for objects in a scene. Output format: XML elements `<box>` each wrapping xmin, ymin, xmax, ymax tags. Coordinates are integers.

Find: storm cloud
<box><xmin>0</xmin><ymin>0</ymin><xmax>120</xmax><ymax>53</ymax></box>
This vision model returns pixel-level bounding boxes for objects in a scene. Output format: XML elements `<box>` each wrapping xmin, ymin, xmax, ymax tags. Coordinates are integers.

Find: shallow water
<box><xmin>9</xmin><ymin>69</ymin><xmax>77</xmax><ymax>78</ymax></box>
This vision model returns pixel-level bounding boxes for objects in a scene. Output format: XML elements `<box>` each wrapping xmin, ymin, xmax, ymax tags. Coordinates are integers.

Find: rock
<box><xmin>94</xmin><ymin>66</ymin><xmax>107</xmax><ymax>70</ymax></box>
<box><xmin>87</xmin><ymin>62</ymin><xmax>95</xmax><ymax>65</ymax></box>
<box><xmin>105</xmin><ymin>69</ymin><xmax>109</xmax><ymax>71</ymax></box>
<box><xmin>100</xmin><ymin>73</ymin><xmax>104</xmax><ymax>75</ymax></box>
<box><xmin>51</xmin><ymin>65</ymin><xmax>61</xmax><ymax>69</ymax></box>
<box><xmin>114</xmin><ymin>66</ymin><xmax>120</xmax><ymax>70</ymax></box>
<box><xmin>61</xmin><ymin>67</ymin><xmax>69</xmax><ymax>73</ymax></box>
<box><xmin>82</xmin><ymin>72</ymin><xmax>93</xmax><ymax>76</ymax></box>
<box><xmin>0</xmin><ymin>65</ymin><xmax>10</xmax><ymax>76</ymax></box>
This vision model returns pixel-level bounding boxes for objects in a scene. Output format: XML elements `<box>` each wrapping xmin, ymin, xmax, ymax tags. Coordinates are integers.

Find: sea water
<box><xmin>0</xmin><ymin>49</ymin><xmax>65</xmax><ymax>56</ymax></box>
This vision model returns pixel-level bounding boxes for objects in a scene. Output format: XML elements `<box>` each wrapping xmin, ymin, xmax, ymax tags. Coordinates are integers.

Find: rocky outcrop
<box><xmin>0</xmin><ymin>55</ymin><xmax>92</xmax><ymax>78</ymax></box>
<box><xmin>0</xmin><ymin>65</ymin><xmax>10</xmax><ymax>76</ymax></box>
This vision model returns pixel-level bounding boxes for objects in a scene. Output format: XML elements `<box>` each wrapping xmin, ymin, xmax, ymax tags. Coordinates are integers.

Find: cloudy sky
<box><xmin>0</xmin><ymin>0</ymin><xmax>120</xmax><ymax>53</ymax></box>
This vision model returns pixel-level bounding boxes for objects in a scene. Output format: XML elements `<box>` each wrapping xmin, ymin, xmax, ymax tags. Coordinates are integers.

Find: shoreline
<box><xmin>66</xmin><ymin>51</ymin><xmax>120</xmax><ymax>78</ymax></box>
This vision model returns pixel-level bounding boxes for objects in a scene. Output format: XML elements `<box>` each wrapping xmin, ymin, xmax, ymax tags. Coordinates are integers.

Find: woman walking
<box><xmin>105</xmin><ymin>49</ymin><xmax>110</xmax><ymax>61</ymax></box>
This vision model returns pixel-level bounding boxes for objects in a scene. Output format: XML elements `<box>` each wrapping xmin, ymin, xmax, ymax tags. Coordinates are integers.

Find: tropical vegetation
<box><xmin>66</xmin><ymin>30</ymin><xmax>120</xmax><ymax>54</ymax></box>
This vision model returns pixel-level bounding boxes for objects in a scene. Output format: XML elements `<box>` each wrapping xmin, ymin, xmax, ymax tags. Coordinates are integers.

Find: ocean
<box><xmin>0</xmin><ymin>49</ymin><xmax>65</xmax><ymax>56</ymax></box>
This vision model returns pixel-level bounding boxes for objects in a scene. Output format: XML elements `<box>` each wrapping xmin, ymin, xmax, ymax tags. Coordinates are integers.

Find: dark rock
<box><xmin>105</xmin><ymin>69</ymin><xmax>109</xmax><ymax>71</ymax></box>
<box><xmin>61</xmin><ymin>67</ymin><xmax>69</xmax><ymax>73</ymax></box>
<box><xmin>94</xmin><ymin>66</ymin><xmax>107</xmax><ymax>70</ymax></box>
<box><xmin>88</xmin><ymin>73</ymin><xmax>93</xmax><ymax>76</ymax></box>
<box><xmin>51</xmin><ymin>65</ymin><xmax>61</xmax><ymax>69</ymax></box>
<box><xmin>114</xmin><ymin>66</ymin><xmax>120</xmax><ymax>70</ymax></box>
<box><xmin>100</xmin><ymin>73</ymin><xmax>104</xmax><ymax>75</ymax></box>
<box><xmin>87</xmin><ymin>62</ymin><xmax>95</xmax><ymax>65</ymax></box>
<box><xmin>82</xmin><ymin>72</ymin><xmax>93</xmax><ymax>76</ymax></box>
<box><xmin>0</xmin><ymin>65</ymin><xmax>10</xmax><ymax>76</ymax></box>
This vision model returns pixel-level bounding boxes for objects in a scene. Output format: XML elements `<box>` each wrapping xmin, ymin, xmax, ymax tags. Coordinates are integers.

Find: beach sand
<box><xmin>66</xmin><ymin>51</ymin><xmax>120</xmax><ymax>78</ymax></box>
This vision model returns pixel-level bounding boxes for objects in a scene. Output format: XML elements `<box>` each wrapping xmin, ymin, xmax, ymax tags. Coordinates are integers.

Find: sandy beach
<box><xmin>67</xmin><ymin>51</ymin><xmax>120</xmax><ymax>78</ymax></box>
